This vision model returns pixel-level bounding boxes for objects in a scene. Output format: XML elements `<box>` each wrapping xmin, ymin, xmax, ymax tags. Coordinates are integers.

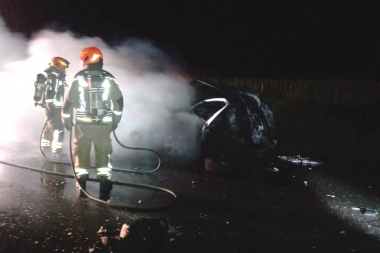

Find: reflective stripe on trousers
<box><xmin>41</xmin><ymin>139</ymin><xmax>51</xmax><ymax>147</ymax></box>
<box><xmin>73</xmin><ymin>123</ymin><xmax>113</xmax><ymax>179</ymax></box>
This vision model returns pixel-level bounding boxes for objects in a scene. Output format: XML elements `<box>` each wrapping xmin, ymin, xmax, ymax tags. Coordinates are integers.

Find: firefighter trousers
<box><xmin>42</xmin><ymin>107</ymin><xmax>64</xmax><ymax>150</ymax></box>
<box><xmin>73</xmin><ymin>123</ymin><xmax>113</xmax><ymax>178</ymax></box>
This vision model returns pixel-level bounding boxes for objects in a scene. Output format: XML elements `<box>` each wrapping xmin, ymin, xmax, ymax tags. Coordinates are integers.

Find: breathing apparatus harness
<box><xmin>59</xmin><ymin>69</ymin><xmax>162</xmax><ymax>174</ymax></box>
<box><xmin>46</xmin><ymin>69</ymin><xmax>174</xmax><ymax>209</ymax></box>
<box><xmin>0</xmin><ymin>69</ymin><xmax>176</xmax><ymax>210</ymax></box>
<box><xmin>34</xmin><ymin>68</ymin><xmax>67</xmax><ymax>108</ymax></box>
<box><xmin>34</xmin><ymin>73</ymin><xmax>47</xmax><ymax>107</ymax></box>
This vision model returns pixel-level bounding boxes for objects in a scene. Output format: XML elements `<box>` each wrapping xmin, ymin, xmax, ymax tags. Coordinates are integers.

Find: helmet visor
<box><xmin>58</xmin><ymin>60</ymin><xmax>68</xmax><ymax>67</ymax></box>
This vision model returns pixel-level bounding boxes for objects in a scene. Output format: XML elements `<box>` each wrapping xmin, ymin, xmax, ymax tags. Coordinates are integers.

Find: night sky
<box><xmin>1</xmin><ymin>0</ymin><xmax>380</xmax><ymax>78</ymax></box>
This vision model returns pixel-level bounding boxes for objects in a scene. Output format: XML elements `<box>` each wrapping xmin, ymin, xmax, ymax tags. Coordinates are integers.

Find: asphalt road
<box><xmin>0</xmin><ymin>128</ymin><xmax>380</xmax><ymax>253</ymax></box>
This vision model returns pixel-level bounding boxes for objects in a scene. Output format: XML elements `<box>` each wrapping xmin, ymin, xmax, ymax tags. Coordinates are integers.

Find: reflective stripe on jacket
<box><xmin>62</xmin><ymin>69</ymin><xmax>123</xmax><ymax>124</ymax></box>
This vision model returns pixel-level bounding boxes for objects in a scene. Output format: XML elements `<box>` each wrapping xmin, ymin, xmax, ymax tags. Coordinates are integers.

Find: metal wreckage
<box><xmin>190</xmin><ymin>79</ymin><xmax>276</xmax><ymax>152</ymax></box>
<box><xmin>188</xmin><ymin>79</ymin><xmax>322</xmax><ymax>173</ymax></box>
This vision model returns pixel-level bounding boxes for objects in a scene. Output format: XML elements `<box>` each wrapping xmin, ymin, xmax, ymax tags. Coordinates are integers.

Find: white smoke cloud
<box><xmin>0</xmin><ymin>16</ymin><xmax>202</xmax><ymax>163</ymax></box>
<box><xmin>0</xmin><ymin>18</ymin><xmax>28</xmax><ymax>67</ymax></box>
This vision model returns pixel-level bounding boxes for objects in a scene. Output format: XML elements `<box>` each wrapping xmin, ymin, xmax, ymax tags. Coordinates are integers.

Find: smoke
<box><xmin>0</xmin><ymin>18</ymin><xmax>28</xmax><ymax>67</ymax></box>
<box><xmin>0</xmin><ymin>16</ymin><xmax>202</xmax><ymax>162</ymax></box>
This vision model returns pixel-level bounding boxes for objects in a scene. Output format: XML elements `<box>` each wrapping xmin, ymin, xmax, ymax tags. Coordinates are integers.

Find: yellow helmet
<box><xmin>79</xmin><ymin>46</ymin><xmax>103</xmax><ymax>68</ymax></box>
<box><xmin>50</xmin><ymin>57</ymin><xmax>69</xmax><ymax>70</ymax></box>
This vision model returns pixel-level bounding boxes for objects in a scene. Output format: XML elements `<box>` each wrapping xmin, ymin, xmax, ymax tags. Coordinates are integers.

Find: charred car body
<box><xmin>190</xmin><ymin>79</ymin><xmax>276</xmax><ymax>163</ymax></box>
<box><xmin>115</xmin><ymin>79</ymin><xmax>277</xmax><ymax>172</ymax></box>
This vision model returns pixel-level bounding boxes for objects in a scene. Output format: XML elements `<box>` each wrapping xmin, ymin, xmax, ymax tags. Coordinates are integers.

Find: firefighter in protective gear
<box><xmin>34</xmin><ymin>57</ymin><xmax>69</xmax><ymax>154</ymax></box>
<box><xmin>62</xmin><ymin>46</ymin><xmax>124</xmax><ymax>200</ymax></box>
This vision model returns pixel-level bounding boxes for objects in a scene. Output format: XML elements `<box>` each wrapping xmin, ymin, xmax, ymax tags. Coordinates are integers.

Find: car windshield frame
<box><xmin>191</xmin><ymin>98</ymin><xmax>230</xmax><ymax>131</ymax></box>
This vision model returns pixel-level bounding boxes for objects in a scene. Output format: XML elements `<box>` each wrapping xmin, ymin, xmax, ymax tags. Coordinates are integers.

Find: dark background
<box><xmin>1</xmin><ymin>0</ymin><xmax>380</xmax><ymax>78</ymax></box>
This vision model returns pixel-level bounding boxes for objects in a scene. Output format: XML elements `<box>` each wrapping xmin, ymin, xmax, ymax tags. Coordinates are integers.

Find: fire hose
<box><xmin>67</xmin><ymin>122</ymin><xmax>177</xmax><ymax>210</ymax></box>
<box><xmin>39</xmin><ymin>119</ymin><xmax>161</xmax><ymax>174</ymax></box>
<box><xmin>0</xmin><ymin>119</ymin><xmax>177</xmax><ymax>211</ymax></box>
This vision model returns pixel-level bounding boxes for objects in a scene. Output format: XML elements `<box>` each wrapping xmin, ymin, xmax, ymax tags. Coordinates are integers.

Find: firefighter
<box><xmin>34</xmin><ymin>57</ymin><xmax>69</xmax><ymax>155</ymax></box>
<box><xmin>62</xmin><ymin>46</ymin><xmax>124</xmax><ymax>201</ymax></box>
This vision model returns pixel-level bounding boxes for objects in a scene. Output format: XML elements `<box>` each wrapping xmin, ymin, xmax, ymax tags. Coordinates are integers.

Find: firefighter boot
<box><xmin>98</xmin><ymin>176</ymin><xmax>113</xmax><ymax>201</ymax></box>
<box><xmin>76</xmin><ymin>175</ymin><xmax>88</xmax><ymax>198</ymax></box>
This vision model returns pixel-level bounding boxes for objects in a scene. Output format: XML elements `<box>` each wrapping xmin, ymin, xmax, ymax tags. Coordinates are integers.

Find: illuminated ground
<box><xmin>0</xmin><ymin>102</ymin><xmax>380</xmax><ymax>252</ymax></box>
<box><xmin>0</xmin><ymin>146</ymin><xmax>379</xmax><ymax>253</ymax></box>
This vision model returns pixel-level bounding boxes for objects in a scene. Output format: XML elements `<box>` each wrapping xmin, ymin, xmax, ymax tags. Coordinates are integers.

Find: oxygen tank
<box><xmin>34</xmin><ymin>73</ymin><xmax>46</xmax><ymax>102</ymax></box>
<box><xmin>88</xmin><ymin>75</ymin><xmax>106</xmax><ymax>117</ymax></box>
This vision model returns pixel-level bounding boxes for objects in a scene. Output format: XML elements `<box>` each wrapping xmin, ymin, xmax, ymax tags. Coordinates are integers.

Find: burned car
<box><xmin>112</xmin><ymin>79</ymin><xmax>276</xmax><ymax>172</ymax></box>
<box><xmin>190</xmin><ymin>79</ymin><xmax>277</xmax><ymax>161</ymax></box>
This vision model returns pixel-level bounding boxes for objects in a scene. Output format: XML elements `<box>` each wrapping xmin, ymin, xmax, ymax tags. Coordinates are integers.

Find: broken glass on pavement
<box><xmin>351</xmin><ymin>207</ymin><xmax>378</xmax><ymax>215</ymax></box>
<box><xmin>277</xmin><ymin>155</ymin><xmax>323</xmax><ymax>166</ymax></box>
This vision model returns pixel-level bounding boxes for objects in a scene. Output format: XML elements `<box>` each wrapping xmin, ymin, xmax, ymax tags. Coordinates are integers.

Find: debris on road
<box><xmin>277</xmin><ymin>155</ymin><xmax>324</xmax><ymax>166</ymax></box>
<box><xmin>351</xmin><ymin>207</ymin><xmax>378</xmax><ymax>215</ymax></box>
